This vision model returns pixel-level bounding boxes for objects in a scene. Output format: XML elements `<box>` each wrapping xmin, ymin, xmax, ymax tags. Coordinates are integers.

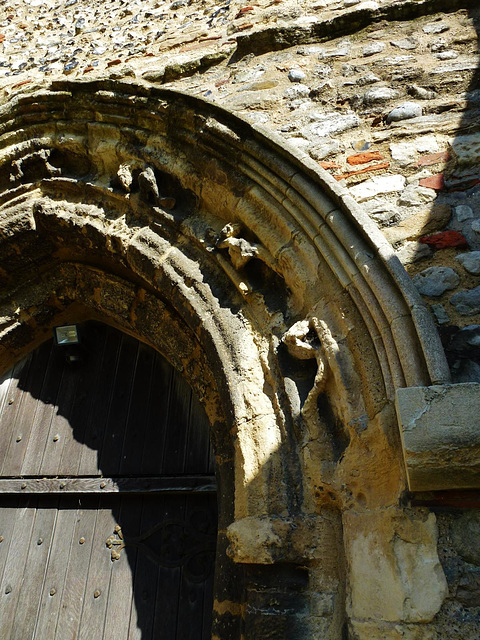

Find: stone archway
<box><xmin>0</xmin><ymin>80</ymin><xmax>450</xmax><ymax>638</ymax></box>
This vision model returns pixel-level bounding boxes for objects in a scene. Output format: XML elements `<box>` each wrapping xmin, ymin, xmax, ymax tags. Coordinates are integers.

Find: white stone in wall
<box><xmin>301</xmin><ymin>112</ymin><xmax>359</xmax><ymax>138</ymax></box>
<box><xmin>398</xmin><ymin>185</ymin><xmax>436</xmax><ymax>207</ymax></box>
<box><xmin>349</xmin><ymin>174</ymin><xmax>406</xmax><ymax>202</ymax></box>
<box><xmin>362</xmin><ymin>41</ymin><xmax>386</xmax><ymax>57</ymax></box>
<box><xmin>415</xmin><ymin>136</ymin><xmax>440</xmax><ymax>154</ymax></box>
<box><xmin>395</xmin><ymin>241</ymin><xmax>432</xmax><ymax>264</ymax></box>
<box><xmin>390</xmin><ymin>142</ymin><xmax>417</xmax><ymax>167</ymax></box>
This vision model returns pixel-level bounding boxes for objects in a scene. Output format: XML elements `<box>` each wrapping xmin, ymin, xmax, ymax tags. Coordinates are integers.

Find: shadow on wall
<box><xmin>416</xmin><ymin>6</ymin><xmax>480</xmax><ymax>383</ymax></box>
<box><xmin>0</xmin><ymin>321</ymin><xmax>218</xmax><ymax>640</ymax></box>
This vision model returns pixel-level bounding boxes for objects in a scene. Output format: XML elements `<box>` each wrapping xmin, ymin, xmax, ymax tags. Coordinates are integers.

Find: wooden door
<box><xmin>0</xmin><ymin>322</ymin><xmax>217</xmax><ymax>640</ymax></box>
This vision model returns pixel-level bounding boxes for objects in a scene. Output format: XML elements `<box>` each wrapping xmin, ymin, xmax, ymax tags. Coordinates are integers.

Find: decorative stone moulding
<box><xmin>0</xmin><ymin>79</ymin><xmax>454</xmax><ymax>637</ymax></box>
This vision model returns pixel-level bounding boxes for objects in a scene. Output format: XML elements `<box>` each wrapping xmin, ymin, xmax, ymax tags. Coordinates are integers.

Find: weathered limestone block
<box><xmin>344</xmin><ymin>509</ymin><xmax>447</xmax><ymax>624</ymax></box>
<box><xmin>350</xmin><ymin>620</ymin><xmax>437</xmax><ymax>640</ymax></box>
<box><xmin>226</xmin><ymin>514</ymin><xmax>339</xmax><ymax>567</ymax></box>
<box><xmin>396</xmin><ymin>383</ymin><xmax>480</xmax><ymax>491</ymax></box>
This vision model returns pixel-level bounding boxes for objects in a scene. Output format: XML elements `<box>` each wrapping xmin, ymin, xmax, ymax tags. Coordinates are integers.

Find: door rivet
<box><xmin>21</xmin><ymin>483</ymin><xmax>26</xmax><ymax>489</ymax></box>
<box><xmin>59</xmin><ymin>482</ymin><xmax>66</xmax><ymax>489</ymax></box>
<box><xmin>0</xmin><ymin>536</ymin><xmax>4</xmax><ymax>543</ymax></box>
<box><xmin>100</xmin><ymin>482</ymin><xmax>106</xmax><ymax>489</ymax></box>
<box><xmin>94</xmin><ymin>590</ymin><xmax>101</xmax><ymax>598</ymax></box>
<box><xmin>53</xmin><ymin>434</ymin><xmax>60</xmax><ymax>442</ymax></box>
<box><xmin>79</xmin><ymin>537</ymin><xmax>85</xmax><ymax>545</ymax></box>
<box><xmin>15</xmin><ymin>435</ymin><xmax>22</xmax><ymax>442</ymax></box>
<box><xmin>37</xmin><ymin>538</ymin><xmax>44</xmax><ymax>545</ymax></box>
<box><xmin>5</xmin><ymin>585</ymin><xmax>12</xmax><ymax>594</ymax></box>
<box><xmin>49</xmin><ymin>588</ymin><xmax>56</xmax><ymax>596</ymax></box>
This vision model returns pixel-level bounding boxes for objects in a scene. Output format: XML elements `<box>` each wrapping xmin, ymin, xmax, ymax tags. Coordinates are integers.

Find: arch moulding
<box><xmin>0</xmin><ymin>79</ymin><xmax>451</xmax><ymax>638</ymax></box>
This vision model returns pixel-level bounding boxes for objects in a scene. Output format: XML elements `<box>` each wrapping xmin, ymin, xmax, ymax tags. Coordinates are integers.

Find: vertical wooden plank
<box><xmin>0</xmin><ymin>357</ymin><xmax>27</xmax><ymax>417</ymax></box>
<box><xmin>162</xmin><ymin>369</ymin><xmax>192</xmax><ymax>475</ymax></box>
<box><xmin>33</xmin><ymin>497</ymin><xmax>79</xmax><ymax>640</ymax></box>
<box><xmin>0</xmin><ymin>496</ymin><xmax>20</xmax><ymax>588</ymax></box>
<box><xmin>119</xmin><ymin>343</ymin><xmax>155</xmax><ymax>476</ymax></box>
<box><xmin>127</xmin><ymin>495</ymin><xmax>161</xmax><ymax>640</ymax></box>
<box><xmin>97</xmin><ymin>334</ymin><xmax>139</xmax><ymax>477</ymax></box>
<box><xmin>18</xmin><ymin>345</ymin><xmax>66</xmax><ymax>477</ymax></box>
<box><xmin>0</xmin><ymin>498</ymin><xmax>37</xmax><ymax>637</ymax></box>
<box><xmin>77</xmin><ymin>497</ymin><xmax>118</xmax><ymax>640</ymax></box>
<box><xmin>152</xmin><ymin>494</ymin><xmax>184</xmax><ymax>638</ymax></box>
<box><xmin>58</xmin><ymin>324</ymin><xmax>109</xmax><ymax>476</ymax></box>
<box><xmin>38</xmin><ymin>362</ymin><xmax>81</xmax><ymax>476</ymax></box>
<box><xmin>176</xmin><ymin>494</ymin><xmax>217</xmax><ymax>640</ymax></box>
<box><xmin>141</xmin><ymin>355</ymin><xmax>174</xmax><ymax>476</ymax></box>
<box><xmin>78</xmin><ymin>327</ymin><xmax>123</xmax><ymax>476</ymax></box>
<box><xmin>11</xmin><ymin>497</ymin><xmax>59</xmax><ymax>640</ymax></box>
<box><xmin>103</xmin><ymin>495</ymin><xmax>143</xmax><ymax>640</ymax></box>
<box><xmin>55</xmin><ymin>497</ymin><xmax>99</xmax><ymax>640</ymax></box>
<box><xmin>0</xmin><ymin>349</ymin><xmax>41</xmax><ymax>474</ymax></box>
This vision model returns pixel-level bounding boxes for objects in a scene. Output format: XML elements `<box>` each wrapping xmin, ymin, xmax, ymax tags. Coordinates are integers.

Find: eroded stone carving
<box><xmin>216</xmin><ymin>222</ymin><xmax>272</xmax><ymax>270</ymax></box>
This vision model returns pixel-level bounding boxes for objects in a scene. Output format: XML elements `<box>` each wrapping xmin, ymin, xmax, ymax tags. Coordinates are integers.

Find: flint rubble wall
<box><xmin>1</xmin><ymin>0</ymin><xmax>480</xmax><ymax>636</ymax></box>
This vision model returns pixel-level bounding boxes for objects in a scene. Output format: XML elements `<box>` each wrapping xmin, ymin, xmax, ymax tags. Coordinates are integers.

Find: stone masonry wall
<box><xmin>1</xmin><ymin>0</ymin><xmax>479</xmax><ymax>379</ymax></box>
<box><xmin>1</xmin><ymin>0</ymin><xmax>480</xmax><ymax>637</ymax></box>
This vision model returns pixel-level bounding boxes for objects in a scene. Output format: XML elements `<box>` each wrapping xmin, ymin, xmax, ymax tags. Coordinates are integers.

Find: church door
<box><xmin>0</xmin><ymin>321</ymin><xmax>217</xmax><ymax>640</ymax></box>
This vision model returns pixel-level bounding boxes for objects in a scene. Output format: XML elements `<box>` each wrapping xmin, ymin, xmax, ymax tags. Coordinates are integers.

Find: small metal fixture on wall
<box><xmin>53</xmin><ymin>324</ymin><xmax>85</xmax><ymax>365</ymax></box>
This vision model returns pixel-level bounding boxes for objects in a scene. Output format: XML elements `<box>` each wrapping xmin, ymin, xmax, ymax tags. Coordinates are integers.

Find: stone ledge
<box><xmin>396</xmin><ymin>383</ymin><xmax>480</xmax><ymax>491</ymax></box>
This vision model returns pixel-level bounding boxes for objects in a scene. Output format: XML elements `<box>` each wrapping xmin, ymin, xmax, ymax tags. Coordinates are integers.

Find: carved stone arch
<box><xmin>0</xmin><ymin>80</ymin><xmax>450</xmax><ymax>638</ymax></box>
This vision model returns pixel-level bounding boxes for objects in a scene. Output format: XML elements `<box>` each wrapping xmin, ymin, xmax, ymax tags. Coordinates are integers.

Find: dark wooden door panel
<box><xmin>0</xmin><ymin>494</ymin><xmax>217</xmax><ymax>640</ymax></box>
<box><xmin>2</xmin><ymin>323</ymin><xmax>213</xmax><ymax>478</ymax></box>
<box><xmin>0</xmin><ymin>321</ymin><xmax>217</xmax><ymax>640</ymax></box>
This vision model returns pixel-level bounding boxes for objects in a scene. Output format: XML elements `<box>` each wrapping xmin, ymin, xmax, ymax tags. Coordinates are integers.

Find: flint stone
<box><xmin>288</xmin><ymin>68</ymin><xmax>306</xmax><ymax>82</ymax></box>
<box><xmin>456</xmin><ymin>205</ymin><xmax>474</xmax><ymax>222</ymax></box>
<box><xmin>349</xmin><ymin>174</ymin><xmax>406</xmax><ymax>202</ymax></box>
<box><xmin>396</xmin><ymin>383</ymin><xmax>480</xmax><ymax>490</ymax></box>
<box><xmin>434</xmin><ymin>50</ymin><xmax>459</xmax><ymax>60</ymax></box>
<box><xmin>450</xmin><ymin>286</ymin><xmax>480</xmax><ymax>316</ymax></box>
<box><xmin>448</xmin><ymin>325</ymin><xmax>480</xmax><ymax>357</ymax></box>
<box><xmin>363</xmin><ymin>86</ymin><xmax>400</xmax><ymax>105</ymax></box>
<box><xmin>451</xmin><ymin>135</ymin><xmax>480</xmax><ymax>167</ymax></box>
<box><xmin>302</xmin><ymin>112</ymin><xmax>359</xmax><ymax>138</ymax></box>
<box><xmin>456</xmin><ymin>571</ymin><xmax>480</xmax><ymax>607</ymax></box>
<box><xmin>356</xmin><ymin>73</ymin><xmax>381</xmax><ymax>86</ymax></box>
<box><xmin>284</xmin><ymin>84</ymin><xmax>310</xmax><ymax>99</ymax></box>
<box><xmin>430</xmin><ymin>303</ymin><xmax>450</xmax><ymax>325</ymax></box>
<box><xmin>422</xmin><ymin>22</ymin><xmax>449</xmax><ymax>34</ymax></box>
<box><xmin>432</xmin><ymin>58</ymin><xmax>480</xmax><ymax>75</ymax></box>
<box><xmin>386</xmin><ymin>102</ymin><xmax>423</xmax><ymax>123</ymax></box>
<box><xmin>362</xmin><ymin>42</ymin><xmax>385</xmax><ymax>57</ymax></box>
<box><xmin>408</xmin><ymin>85</ymin><xmax>437</xmax><ymax>100</ymax></box>
<box><xmin>356</xmin><ymin>2</ymin><xmax>379</xmax><ymax>10</ymax></box>
<box><xmin>391</xmin><ymin>37</ymin><xmax>417</xmax><ymax>50</ymax></box>
<box><xmin>456</xmin><ymin>252</ymin><xmax>480</xmax><ymax>275</ymax></box>
<box><xmin>452</xmin><ymin>513</ymin><xmax>480</xmax><ymax>566</ymax></box>
<box><xmin>413</xmin><ymin>267</ymin><xmax>460</xmax><ymax>297</ymax></box>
